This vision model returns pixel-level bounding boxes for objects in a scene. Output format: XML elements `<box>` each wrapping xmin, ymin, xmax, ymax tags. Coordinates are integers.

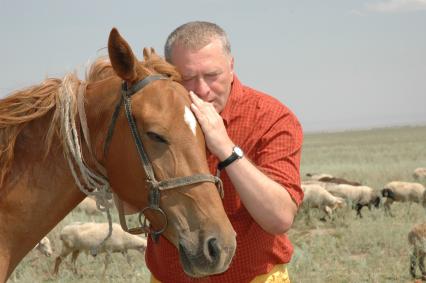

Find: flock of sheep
<box><xmin>301</xmin><ymin>167</ymin><xmax>426</xmax><ymax>280</ymax></box>
<box><xmin>33</xmin><ymin>197</ymin><xmax>147</xmax><ymax>276</ymax></box>
<box><xmin>31</xmin><ymin>167</ymin><xmax>426</xmax><ymax>279</ymax></box>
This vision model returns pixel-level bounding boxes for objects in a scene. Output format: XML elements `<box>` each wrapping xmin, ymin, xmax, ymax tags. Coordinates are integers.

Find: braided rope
<box><xmin>58</xmin><ymin>74</ymin><xmax>114</xmax><ymax>249</ymax></box>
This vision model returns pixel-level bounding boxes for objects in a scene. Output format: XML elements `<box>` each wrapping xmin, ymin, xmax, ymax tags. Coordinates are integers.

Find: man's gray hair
<box><xmin>164</xmin><ymin>21</ymin><xmax>231</xmax><ymax>63</ymax></box>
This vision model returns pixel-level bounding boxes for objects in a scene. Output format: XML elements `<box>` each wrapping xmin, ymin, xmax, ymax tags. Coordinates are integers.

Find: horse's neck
<box><xmin>83</xmin><ymin>79</ymin><xmax>122</xmax><ymax>165</ymax></box>
<box><xmin>0</xmin><ymin>114</ymin><xmax>85</xmax><ymax>280</ymax></box>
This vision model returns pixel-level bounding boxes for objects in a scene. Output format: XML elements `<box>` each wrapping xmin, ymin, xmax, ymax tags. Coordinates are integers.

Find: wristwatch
<box><xmin>217</xmin><ymin>146</ymin><xmax>244</xmax><ymax>171</ymax></box>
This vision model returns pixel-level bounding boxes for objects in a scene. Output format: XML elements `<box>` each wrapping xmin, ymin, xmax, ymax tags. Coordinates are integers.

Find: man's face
<box><xmin>170</xmin><ymin>38</ymin><xmax>234</xmax><ymax>113</ymax></box>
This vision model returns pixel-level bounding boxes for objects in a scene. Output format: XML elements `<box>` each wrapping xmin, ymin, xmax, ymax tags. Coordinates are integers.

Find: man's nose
<box><xmin>194</xmin><ymin>78</ymin><xmax>210</xmax><ymax>100</ymax></box>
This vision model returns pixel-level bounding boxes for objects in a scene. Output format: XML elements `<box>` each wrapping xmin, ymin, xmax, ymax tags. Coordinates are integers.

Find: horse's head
<box><xmin>100</xmin><ymin>28</ymin><xmax>236</xmax><ymax>277</ymax></box>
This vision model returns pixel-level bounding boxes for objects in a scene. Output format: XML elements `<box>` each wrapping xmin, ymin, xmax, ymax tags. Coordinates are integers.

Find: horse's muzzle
<box><xmin>178</xmin><ymin>234</ymin><xmax>236</xmax><ymax>278</ymax></box>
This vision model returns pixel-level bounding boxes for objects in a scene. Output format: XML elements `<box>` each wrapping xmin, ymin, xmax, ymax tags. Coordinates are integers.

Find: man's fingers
<box><xmin>188</xmin><ymin>92</ymin><xmax>229</xmax><ymax>157</ymax></box>
<box><xmin>191</xmin><ymin>103</ymin><xmax>211</xmax><ymax>133</ymax></box>
<box><xmin>190</xmin><ymin>103</ymin><xmax>202</xmax><ymax>120</ymax></box>
<box><xmin>190</xmin><ymin>91</ymin><xmax>217</xmax><ymax>115</ymax></box>
<box><xmin>189</xmin><ymin>91</ymin><xmax>202</xmax><ymax>105</ymax></box>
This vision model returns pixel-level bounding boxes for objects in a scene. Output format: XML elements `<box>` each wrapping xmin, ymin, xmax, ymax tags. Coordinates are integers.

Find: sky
<box><xmin>1</xmin><ymin>0</ymin><xmax>425</xmax><ymax>132</ymax></box>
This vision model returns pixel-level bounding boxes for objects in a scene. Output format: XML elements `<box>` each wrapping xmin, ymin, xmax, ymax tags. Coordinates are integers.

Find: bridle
<box><xmin>104</xmin><ymin>74</ymin><xmax>223</xmax><ymax>242</ymax></box>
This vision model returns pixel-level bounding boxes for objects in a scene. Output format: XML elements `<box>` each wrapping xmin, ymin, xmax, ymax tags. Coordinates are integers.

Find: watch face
<box><xmin>234</xmin><ymin>146</ymin><xmax>244</xmax><ymax>158</ymax></box>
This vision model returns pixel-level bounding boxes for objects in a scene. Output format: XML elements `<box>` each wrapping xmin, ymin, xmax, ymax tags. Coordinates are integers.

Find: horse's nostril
<box><xmin>207</xmin><ymin>238</ymin><xmax>219</xmax><ymax>262</ymax></box>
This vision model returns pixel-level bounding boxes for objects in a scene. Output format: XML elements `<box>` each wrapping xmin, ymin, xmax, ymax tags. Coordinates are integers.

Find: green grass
<box><xmin>7</xmin><ymin>125</ymin><xmax>426</xmax><ymax>282</ymax></box>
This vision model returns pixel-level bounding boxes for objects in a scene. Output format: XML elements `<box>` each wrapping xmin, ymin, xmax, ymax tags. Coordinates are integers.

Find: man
<box><xmin>147</xmin><ymin>21</ymin><xmax>303</xmax><ymax>282</ymax></box>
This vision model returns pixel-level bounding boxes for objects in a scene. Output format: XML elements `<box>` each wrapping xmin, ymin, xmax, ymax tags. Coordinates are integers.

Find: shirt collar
<box><xmin>220</xmin><ymin>75</ymin><xmax>243</xmax><ymax>125</ymax></box>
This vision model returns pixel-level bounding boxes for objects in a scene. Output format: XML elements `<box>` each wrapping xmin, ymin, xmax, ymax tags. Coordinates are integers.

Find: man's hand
<box><xmin>189</xmin><ymin>91</ymin><xmax>234</xmax><ymax>160</ymax></box>
<box><xmin>189</xmin><ymin>92</ymin><xmax>298</xmax><ymax>235</ymax></box>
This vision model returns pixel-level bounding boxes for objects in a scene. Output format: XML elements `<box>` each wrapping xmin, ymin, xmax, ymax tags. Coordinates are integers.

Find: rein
<box><xmin>105</xmin><ymin>75</ymin><xmax>223</xmax><ymax>242</ymax></box>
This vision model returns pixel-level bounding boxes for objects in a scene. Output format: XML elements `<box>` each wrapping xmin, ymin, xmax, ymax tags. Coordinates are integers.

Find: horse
<box><xmin>0</xmin><ymin>28</ymin><xmax>236</xmax><ymax>281</ymax></box>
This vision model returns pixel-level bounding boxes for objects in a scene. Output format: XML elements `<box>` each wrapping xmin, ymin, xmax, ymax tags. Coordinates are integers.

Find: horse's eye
<box><xmin>146</xmin><ymin>131</ymin><xmax>168</xmax><ymax>144</ymax></box>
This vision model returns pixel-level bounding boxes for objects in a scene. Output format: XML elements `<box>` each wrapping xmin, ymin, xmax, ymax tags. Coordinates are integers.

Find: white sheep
<box><xmin>381</xmin><ymin>181</ymin><xmax>426</xmax><ymax>216</ymax></box>
<box><xmin>301</xmin><ymin>180</ymin><xmax>339</xmax><ymax>189</ymax></box>
<box><xmin>305</xmin><ymin>173</ymin><xmax>334</xmax><ymax>181</ymax></box>
<box><xmin>326</xmin><ymin>184</ymin><xmax>381</xmax><ymax>218</ymax></box>
<box><xmin>34</xmin><ymin>236</ymin><xmax>53</xmax><ymax>257</ymax></box>
<box><xmin>408</xmin><ymin>222</ymin><xmax>426</xmax><ymax>280</ymax></box>
<box><xmin>302</xmin><ymin>180</ymin><xmax>326</xmax><ymax>186</ymax></box>
<box><xmin>53</xmin><ymin>222</ymin><xmax>147</xmax><ymax>275</ymax></box>
<box><xmin>302</xmin><ymin>183</ymin><xmax>346</xmax><ymax>220</ymax></box>
<box><xmin>413</xmin><ymin>168</ymin><xmax>426</xmax><ymax>181</ymax></box>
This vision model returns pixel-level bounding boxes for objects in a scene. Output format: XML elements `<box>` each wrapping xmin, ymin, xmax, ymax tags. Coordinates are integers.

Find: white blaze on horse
<box><xmin>0</xmin><ymin>28</ymin><xmax>236</xmax><ymax>281</ymax></box>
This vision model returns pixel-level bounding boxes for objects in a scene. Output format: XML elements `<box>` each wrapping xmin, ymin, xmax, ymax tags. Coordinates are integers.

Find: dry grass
<box><xmin>8</xmin><ymin>210</ymin><xmax>151</xmax><ymax>283</ymax></box>
<box><xmin>7</xmin><ymin>125</ymin><xmax>426</xmax><ymax>282</ymax></box>
<box><xmin>290</xmin><ymin>125</ymin><xmax>426</xmax><ymax>283</ymax></box>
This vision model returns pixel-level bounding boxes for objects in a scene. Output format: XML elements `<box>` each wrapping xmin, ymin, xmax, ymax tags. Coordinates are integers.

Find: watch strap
<box><xmin>217</xmin><ymin>146</ymin><xmax>243</xmax><ymax>171</ymax></box>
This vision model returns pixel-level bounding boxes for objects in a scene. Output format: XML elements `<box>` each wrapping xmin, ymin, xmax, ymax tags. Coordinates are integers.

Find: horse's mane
<box><xmin>0</xmin><ymin>50</ymin><xmax>181</xmax><ymax>187</ymax></box>
<box><xmin>0</xmin><ymin>78</ymin><xmax>68</xmax><ymax>187</ymax></box>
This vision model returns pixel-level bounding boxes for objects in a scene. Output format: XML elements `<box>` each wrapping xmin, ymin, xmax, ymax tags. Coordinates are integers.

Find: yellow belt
<box><xmin>150</xmin><ymin>264</ymin><xmax>290</xmax><ymax>283</ymax></box>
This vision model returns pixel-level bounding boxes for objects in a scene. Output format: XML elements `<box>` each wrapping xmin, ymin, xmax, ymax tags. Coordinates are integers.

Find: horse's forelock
<box><xmin>142</xmin><ymin>55</ymin><xmax>182</xmax><ymax>82</ymax></box>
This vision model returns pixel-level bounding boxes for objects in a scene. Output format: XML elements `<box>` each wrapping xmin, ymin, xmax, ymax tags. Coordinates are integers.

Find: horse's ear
<box><xmin>108</xmin><ymin>28</ymin><xmax>140</xmax><ymax>83</ymax></box>
<box><xmin>142</xmin><ymin>47</ymin><xmax>151</xmax><ymax>61</ymax></box>
<box><xmin>142</xmin><ymin>47</ymin><xmax>156</xmax><ymax>61</ymax></box>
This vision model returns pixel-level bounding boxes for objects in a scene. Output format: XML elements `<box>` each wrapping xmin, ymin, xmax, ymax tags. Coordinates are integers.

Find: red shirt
<box><xmin>146</xmin><ymin>76</ymin><xmax>304</xmax><ymax>282</ymax></box>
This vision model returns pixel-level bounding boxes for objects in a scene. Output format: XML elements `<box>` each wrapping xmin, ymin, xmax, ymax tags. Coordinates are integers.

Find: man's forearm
<box><xmin>224</xmin><ymin>156</ymin><xmax>298</xmax><ymax>235</ymax></box>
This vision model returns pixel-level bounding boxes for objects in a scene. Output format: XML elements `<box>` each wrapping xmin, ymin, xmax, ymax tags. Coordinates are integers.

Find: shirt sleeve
<box><xmin>254</xmin><ymin>104</ymin><xmax>304</xmax><ymax>207</ymax></box>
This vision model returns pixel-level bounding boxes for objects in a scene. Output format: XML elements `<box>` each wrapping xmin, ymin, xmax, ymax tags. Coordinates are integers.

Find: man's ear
<box><xmin>230</xmin><ymin>56</ymin><xmax>235</xmax><ymax>81</ymax></box>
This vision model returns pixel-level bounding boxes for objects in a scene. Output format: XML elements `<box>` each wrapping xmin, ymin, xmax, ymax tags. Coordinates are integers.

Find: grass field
<box><xmin>290</xmin><ymin>125</ymin><xmax>426</xmax><ymax>283</ymax></box>
<box><xmin>7</xmin><ymin>125</ymin><xmax>426</xmax><ymax>283</ymax></box>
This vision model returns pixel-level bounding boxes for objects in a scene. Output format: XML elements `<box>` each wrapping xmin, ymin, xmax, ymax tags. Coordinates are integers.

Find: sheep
<box><xmin>317</xmin><ymin>176</ymin><xmax>362</xmax><ymax>186</ymax></box>
<box><xmin>53</xmin><ymin>222</ymin><xmax>147</xmax><ymax>275</ymax></box>
<box><xmin>302</xmin><ymin>180</ymin><xmax>339</xmax><ymax>188</ymax></box>
<box><xmin>413</xmin><ymin>167</ymin><xmax>426</xmax><ymax>181</ymax></box>
<box><xmin>408</xmin><ymin>223</ymin><xmax>426</xmax><ymax>280</ymax></box>
<box><xmin>326</xmin><ymin>184</ymin><xmax>381</xmax><ymax>218</ymax></box>
<box><xmin>302</xmin><ymin>180</ymin><xmax>327</xmax><ymax>186</ymax></box>
<box><xmin>305</xmin><ymin>173</ymin><xmax>333</xmax><ymax>181</ymax></box>
<box><xmin>302</xmin><ymin>183</ymin><xmax>346</xmax><ymax>220</ymax></box>
<box><xmin>302</xmin><ymin>180</ymin><xmax>342</xmax><ymax>193</ymax></box>
<box><xmin>381</xmin><ymin>181</ymin><xmax>426</xmax><ymax>216</ymax></box>
<box><xmin>34</xmin><ymin>236</ymin><xmax>53</xmax><ymax>257</ymax></box>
